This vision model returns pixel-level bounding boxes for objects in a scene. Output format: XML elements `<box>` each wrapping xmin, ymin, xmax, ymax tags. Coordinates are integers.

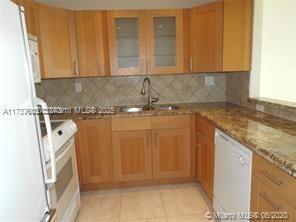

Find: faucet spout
<box><xmin>140</xmin><ymin>77</ymin><xmax>158</xmax><ymax>108</ymax></box>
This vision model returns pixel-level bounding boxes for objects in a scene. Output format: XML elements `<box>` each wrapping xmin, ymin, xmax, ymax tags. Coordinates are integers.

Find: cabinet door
<box><xmin>76</xmin><ymin>119</ymin><xmax>113</xmax><ymax>186</ymax></box>
<box><xmin>251</xmin><ymin>177</ymin><xmax>296</xmax><ymax>222</ymax></box>
<box><xmin>152</xmin><ymin>128</ymin><xmax>191</xmax><ymax>179</ymax></box>
<box><xmin>38</xmin><ymin>4</ymin><xmax>78</xmax><ymax>78</ymax></box>
<box><xmin>223</xmin><ymin>0</ymin><xmax>253</xmax><ymax>71</ymax></box>
<box><xmin>199</xmin><ymin>132</ymin><xmax>214</xmax><ymax>200</ymax></box>
<box><xmin>112</xmin><ymin>130</ymin><xmax>152</xmax><ymax>181</ymax></box>
<box><xmin>107</xmin><ymin>10</ymin><xmax>147</xmax><ymax>76</ymax></box>
<box><xmin>190</xmin><ymin>2</ymin><xmax>223</xmax><ymax>72</ymax></box>
<box><xmin>75</xmin><ymin>11</ymin><xmax>109</xmax><ymax>77</ymax></box>
<box><xmin>146</xmin><ymin>10</ymin><xmax>184</xmax><ymax>74</ymax></box>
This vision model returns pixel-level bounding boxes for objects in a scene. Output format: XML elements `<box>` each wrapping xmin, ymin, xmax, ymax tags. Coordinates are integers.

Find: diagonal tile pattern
<box><xmin>35</xmin><ymin>74</ymin><xmax>226</xmax><ymax>107</ymax></box>
<box><xmin>75</xmin><ymin>183</ymin><xmax>213</xmax><ymax>222</ymax></box>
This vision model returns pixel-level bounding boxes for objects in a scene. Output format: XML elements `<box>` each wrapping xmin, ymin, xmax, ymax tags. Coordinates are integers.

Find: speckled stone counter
<box><xmin>51</xmin><ymin>102</ymin><xmax>296</xmax><ymax>178</ymax></box>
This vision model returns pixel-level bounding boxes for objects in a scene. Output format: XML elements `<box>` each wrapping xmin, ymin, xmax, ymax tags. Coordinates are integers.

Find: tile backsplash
<box><xmin>36</xmin><ymin>73</ymin><xmax>226</xmax><ymax>107</ymax></box>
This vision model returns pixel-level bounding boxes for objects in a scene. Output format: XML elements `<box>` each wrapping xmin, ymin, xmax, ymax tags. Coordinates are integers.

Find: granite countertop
<box><xmin>51</xmin><ymin>102</ymin><xmax>296</xmax><ymax>178</ymax></box>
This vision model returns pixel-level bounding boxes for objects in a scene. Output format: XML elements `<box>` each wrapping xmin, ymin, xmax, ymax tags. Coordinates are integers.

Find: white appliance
<box><xmin>41</xmin><ymin>120</ymin><xmax>81</xmax><ymax>221</ymax></box>
<box><xmin>28</xmin><ymin>33</ymin><xmax>41</xmax><ymax>83</ymax></box>
<box><xmin>214</xmin><ymin>130</ymin><xmax>253</xmax><ymax>222</ymax></box>
<box><xmin>0</xmin><ymin>1</ymin><xmax>68</xmax><ymax>221</ymax></box>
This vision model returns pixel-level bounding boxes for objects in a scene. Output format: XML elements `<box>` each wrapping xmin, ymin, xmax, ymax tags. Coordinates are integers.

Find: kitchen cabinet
<box><xmin>251</xmin><ymin>153</ymin><xmax>296</xmax><ymax>221</ymax></box>
<box><xmin>107</xmin><ymin>10</ymin><xmax>147</xmax><ymax>76</ymax></box>
<box><xmin>146</xmin><ymin>9</ymin><xmax>187</xmax><ymax>74</ymax></box>
<box><xmin>152</xmin><ymin>128</ymin><xmax>191</xmax><ymax>179</ymax></box>
<box><xmin>189</xmin><ymin>1</ymin><xmax>223</xmax><ymax>73</ymax></box>
<box><xmin>189</xmin><ymin>0</ymin><xmax>253</xmax><ymax>72</ymax></box>
<box><xmin>196</xmin><ymin>116</ymin><xmax>215</xmax><ymax>200</ymax></box>
<box><xmin>75</xmin><ymin>119</ymin><xmax>113</xmax><ymax>189</ymax></box>
<box><xmin>38</xmin><ymin>4</ymin><xmax>78</xmax><ymax>78</ymax></box>
<box><xmin>112</xmin><ymin>130</ymin><xmax>153</xmax><ymax>181</ymax></box>
<box><xmin>75</xmin><ymin>11</ymin><xmax>110</xmax><ymax>77</ymax></box>
<box><xmin>251</xmin><ymin>177</ymin><xmax>296</xmax><ymax>222</ymax></box>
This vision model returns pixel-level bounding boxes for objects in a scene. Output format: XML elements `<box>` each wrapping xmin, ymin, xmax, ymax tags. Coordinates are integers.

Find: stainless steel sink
<box><xmin>119</xmin><ymin>105</ymin><xmax>179</xmax><ymax>113</ymax></box>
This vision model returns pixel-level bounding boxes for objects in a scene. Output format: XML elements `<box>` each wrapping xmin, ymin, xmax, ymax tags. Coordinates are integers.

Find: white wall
<box><xmin>250</xmin><ymin>0</ymin><xmax>296</xmax><ymax>103</ymax></box>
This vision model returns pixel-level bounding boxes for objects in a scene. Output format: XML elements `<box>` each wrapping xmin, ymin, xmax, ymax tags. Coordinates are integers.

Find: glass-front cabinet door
<box><xmin>146</xmin><ymin>10</ymin><xmax>185</xmax><ymax>74</ymax></box>
<box><xmin>107</xmin><ymin>11</ymin><xmax>147</xmax><ymax>75</ymax></box>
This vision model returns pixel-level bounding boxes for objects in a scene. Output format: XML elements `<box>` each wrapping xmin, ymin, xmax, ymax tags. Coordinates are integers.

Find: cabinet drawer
<box><xmin>253</xmin><ymin>154</ymin><xmax>296</xmax><ymax>208</ymax></box>
<box><xmin>252</xmin><ymin>176</ymin><xmax>296</xmax><ymax>221</ymax></box>
<box><xmin>112</xmin><ymin>117</ymin><xmax>151</xmax><ymax>131</ymax></box>
<box><xmin>196</xmin><ymin>115</ymin><xmax>215</xmax><ymax>140</ymax></box>
<box><xmin>151</xmin><ymin>115</ymin><xmax>190</xmax><ymax>129</ymax></box>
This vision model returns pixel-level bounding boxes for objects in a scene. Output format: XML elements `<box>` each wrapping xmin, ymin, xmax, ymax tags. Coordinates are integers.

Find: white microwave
<box><xmin>28</xmin><ymin>34</ymin><xmax>41</xmax><ymax>83</ymax></box>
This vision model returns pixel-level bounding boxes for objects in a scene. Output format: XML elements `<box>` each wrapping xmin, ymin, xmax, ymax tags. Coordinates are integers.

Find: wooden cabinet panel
<box><xmin>198</xmin><ymin>132</ymin><xmax>214</xmax><ymax>200</ymax></box>
<box><xmin>112</xmin><ymin>117</ymin><xmax>151</xmax><ymax>131</ymax></box>
<box><xmin>251</xmin><ymin>176</ymin><xmax>296</xmax><ymax>222</ymax></box>
<box><xmin>189</xmin><ymin>2</ymin><xmax>223</xmax><ymax>72</ymax></box>
<box><xmin>252</xmin><ymin>153</ymin><xmax>296</xmax><ymax>209</ymax></box>
<box><xmin>112</xmin><ymin>130</ymin><xmax>152</xmax><ymax>181</ymax></box>
<box><xmin>151</xmin><ymin>115</ymin><xmax>190</xmax><ymax>129</ymax></box>
<box><xmin>152</xmin><ymin>128</ymin><xmax>191</xmax><ymax>179</ymax></box>
<box><xmin>75</xmin><ymin>11</ymin><xmax>109</xmax><ymax>77</ymax></box>
<box><xmin>38</xmin><ymin>4</ymin><xmax>78</xmax><ymax>78</ymax></box>
<box><xmin>107</xmin><ymin>10</ymin><xmax>147</xmax><ymax>76</ymax></box>
<box><xmin>76</xmin><ymin>119</ymin><xmax>113</xmax><ymax>186</ymax></box>
<box><xmin>146</xmin><ymin>9</ymin><xmax>185</xmax><ymax>74</ymax></box>
<box><xmin>223</xmin><ymin>0</ymin><xmax>253</xmax><ymax>71</ymax></box>
<box><xmin>196</xmin><ymin>115</ymin><xmax>215</xmax><ymax>141</ymax></box>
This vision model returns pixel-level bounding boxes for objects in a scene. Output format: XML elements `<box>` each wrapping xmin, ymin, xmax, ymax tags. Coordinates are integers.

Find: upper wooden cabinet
<box><xmin>107</xmin><ymin>10</ymin><xmax>147</xmax><ymax>76</ymax></box>
<box><xmin>38</xmin><ymin>4</ymin><xmax>78</xmax><ymax>78</ymax></box>
<box><xmin>189</xmin><ymin>1</ymin><xmax>223</xmax><ymax>72</ymax></box>
<box><xmin>189</xmin><ymin>0</ymin><xmax>253</xmax><ymax>72</ymax></box>
<box><xmin>75</xmin><ymin>119</ymin><xmax>113</xmax><ymax>189</ymax></box>
<box><xmin>107</xmin><ymin>9</ymin><xmax>188</xmax><ymax>75</ymax></box>
<box><xmin>223</xmin><ymin>0</ymin><xmax>253</xmax><ymax>72</ymax></box>
<box><xmin>75</xmin><ymin>11</ymin><xmax>109</xmax><ymax>77</ymax></box>
<box><xmin>146</xmin><ymin>9</ymin><xmax>187</xmax><ymax>74</ymax></box>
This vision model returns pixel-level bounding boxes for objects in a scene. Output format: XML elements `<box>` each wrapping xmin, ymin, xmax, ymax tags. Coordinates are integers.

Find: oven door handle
<box><xmin>35</xmin><ymin>97</ymin><xmax>57</xmax><ymax>184</ymax></box>
<box><xmin>56</xmin><ymin>139</ymin><xmax>74</xmax><ymax>163</ymax></box>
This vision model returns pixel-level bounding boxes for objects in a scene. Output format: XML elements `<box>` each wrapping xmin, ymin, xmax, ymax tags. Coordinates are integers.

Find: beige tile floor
<box><xmin>75</xmin><ymin>183</ymin><xmax>215</xmax><ymax>222</ymax></box>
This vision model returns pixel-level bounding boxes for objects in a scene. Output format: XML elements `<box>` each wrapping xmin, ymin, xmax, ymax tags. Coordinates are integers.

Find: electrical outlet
<box><xmin>75</xmin><ymin>82</ymin><xmax>82</xmax><ymax>93</ymax></box>
<box><xmin>256</xmin><ymin>104</ymin><xmax>264</xmax><ymax>112</ymax></box>
<box><xmin>205</xmin><ymin>76</ymin><xmax>214</xmax><ymax>86</ymax></box>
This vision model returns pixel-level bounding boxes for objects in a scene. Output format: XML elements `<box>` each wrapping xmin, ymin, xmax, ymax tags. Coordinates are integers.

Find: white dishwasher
<box><xmin>214</xmin><ymin>129</ymin><xmax>253</xmax><ymax>222</ymax></box>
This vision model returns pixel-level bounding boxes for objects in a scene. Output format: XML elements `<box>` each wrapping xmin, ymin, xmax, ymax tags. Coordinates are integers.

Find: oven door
<box><xmin>47</xmin><ymin>137</ymin><xmax>79</xmax><ymax>221</ymax></box>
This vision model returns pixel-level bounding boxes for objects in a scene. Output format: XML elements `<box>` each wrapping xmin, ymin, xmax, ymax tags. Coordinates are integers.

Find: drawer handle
<box><xmin>260</xmin><ymin>170</ymin><xmax>283</xmax><ymax>186</ymax></box>
<box><xmin>259</xmin><ymin>192</ymin><xmax>282</xmax><ymax>211</ymax></box>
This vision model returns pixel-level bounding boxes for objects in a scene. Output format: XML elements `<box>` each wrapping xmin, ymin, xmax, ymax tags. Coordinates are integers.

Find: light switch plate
<box><xmin>205</xmin><ymin>76</ymin><xmax>214</xmax><ymax>86</ymax></box>
<box><xmin>75</xmin><ymin>82</ymin><xmax>82</xmax><ymax>93</ymax></box>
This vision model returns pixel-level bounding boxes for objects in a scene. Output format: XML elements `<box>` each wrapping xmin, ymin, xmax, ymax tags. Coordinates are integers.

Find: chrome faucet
<box><xmin>141</xmin><ymin>77</ymin><xmax>159</xmax><ymax>108</ymax></box>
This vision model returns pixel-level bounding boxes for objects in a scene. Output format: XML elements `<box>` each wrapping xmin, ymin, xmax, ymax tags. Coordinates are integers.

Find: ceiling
<box><xmin>36</xmin><ymin>0</ymin><xmax>215</xmax><ymax>10</ymax></box>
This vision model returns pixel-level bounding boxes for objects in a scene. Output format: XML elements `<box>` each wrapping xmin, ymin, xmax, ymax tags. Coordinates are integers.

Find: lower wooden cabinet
<box><xmin>198</xmin><ymin>132</ymin><xmax>214</xmax><ymax>200</ymax></box>
<box><xmin>75</xmin><ymin>119</ymin><xmax>113</xmax><ymax>187</ymax></box>
<box><xmin>112</xmin><ymin>130</ymin><xmax>153</xmax><ymax>181</ymax></box>
<box><xmin>196</xmin><ymin>116</ymin><xmax>215</xmax><ymax>200</ymax></box>
<box><xmin>153</xmin><ymin>128</ymin><xmax>191</xmax><ymax>179</ymax></box>
<box><xmin>251</xmin><ymin>176</ymin><xmax>296</xmax><ymax>222</ymax></box>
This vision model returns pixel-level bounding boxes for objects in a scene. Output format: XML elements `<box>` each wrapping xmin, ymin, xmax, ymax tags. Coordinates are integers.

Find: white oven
<box><xmin>42</xmin><ymin>120</ymin><xmax>80</xmax><ymax>222</ymax></box>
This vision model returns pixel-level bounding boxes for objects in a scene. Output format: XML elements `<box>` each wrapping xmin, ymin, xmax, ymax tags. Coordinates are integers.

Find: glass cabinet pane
<box><xmin>153</xmin><ymin>17</ymin><xmax>176</xmax><ymax>67</ymax></box>
<box><xmin>115</xmin><ymin>18</ymin><xmax>139</xmax><ymax>68</ymax></box>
